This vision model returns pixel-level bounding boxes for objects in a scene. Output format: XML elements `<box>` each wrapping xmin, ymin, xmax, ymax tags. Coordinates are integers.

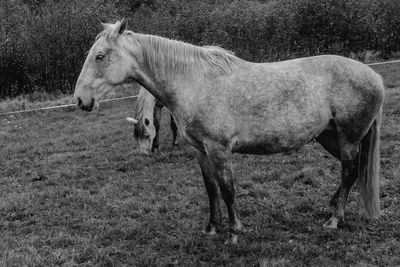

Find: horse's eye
<box><xmin>144</xmin><ymin>118</ymin><xmax>150</xmax><ymax>126</ymax></box>
<box><xmin>96</xmin><ymin>54</ymin><xmax>105</xmax><ymax>61</ymax></box>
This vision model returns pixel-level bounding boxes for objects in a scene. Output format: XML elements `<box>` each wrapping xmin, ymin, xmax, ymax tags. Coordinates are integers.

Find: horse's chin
<box><xmin>139</xmin><ymin>144</ymin><xmax>153</xmax><ymax>156</ymax></box>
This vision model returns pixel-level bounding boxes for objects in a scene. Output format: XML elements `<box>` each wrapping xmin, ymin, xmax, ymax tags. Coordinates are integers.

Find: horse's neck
<box><xmin>143</xmin><ymin>90</ymin><xmax>157</xmax><ymax>110</ymax></box>
<box><xmin>129</xmin><ymin>33</ymin><xmax>245</xmax><ymax>111</ymax></box>
<box><xmin>135</xmin><ymin>64</ymin><xmax>195</xmax><ymax>113</ymax></box>
<box><xmin>135</xmin><ymin>88</ymin><xmax>157</xmax><ymax>119</ymax></box>
<box><xmin>143</xmin><ymin>96</ymin><xmax>156</xmax><ymax>119</ymax></box>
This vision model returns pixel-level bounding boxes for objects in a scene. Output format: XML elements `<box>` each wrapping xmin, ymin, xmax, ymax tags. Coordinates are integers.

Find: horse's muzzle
<box><xmin>77</xmin><ymin>97</ymin><xmax>95</xmax><ymax>112</ymax></box>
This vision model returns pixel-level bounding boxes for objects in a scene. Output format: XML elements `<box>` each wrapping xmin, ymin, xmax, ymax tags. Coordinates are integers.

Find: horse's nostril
<box><xmin>77</xmin><ymin>97</ymin><xmax>83</xmax><ymax>107</ymax></box>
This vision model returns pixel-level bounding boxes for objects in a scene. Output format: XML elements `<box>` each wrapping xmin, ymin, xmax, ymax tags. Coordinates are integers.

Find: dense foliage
<box><xmin>1</xmin><ymin>0</ymin><xmax>400</xmax><ymax>98</ymax></box>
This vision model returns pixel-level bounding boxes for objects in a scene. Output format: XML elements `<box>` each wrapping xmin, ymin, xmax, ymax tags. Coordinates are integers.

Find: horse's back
<box><xmin>230</xmin><ymin>55</ymin><xmax>385</xmax><ymax>123</ymax></box>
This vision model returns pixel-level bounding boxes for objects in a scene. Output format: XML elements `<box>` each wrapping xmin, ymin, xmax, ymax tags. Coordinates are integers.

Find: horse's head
<box><xmin>126</xmin><ymin>117</ymin><xmax>156</xmax><ymax>155</ymax></box>
<box><xmin>74</xmin><ymin>20</ymin><xmax>143</xmax><ymax>111</ymax></box>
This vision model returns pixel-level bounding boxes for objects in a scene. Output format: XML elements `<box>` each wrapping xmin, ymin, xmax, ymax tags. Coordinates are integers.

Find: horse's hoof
<box><xmin>323</xmin><ymin>217</ymin><xmax>339</xmax><ymax>229</ymax></box>
<box><xmin>224</xmin><ymin>234</ymin><xmax>239</xmax><ymax>245</ymax></box>
<box><xmin>202</xmin><ymin>225</ymin><xmax>217</xmax><ymax>236</ymax></box>
<box><xmin>171</xmin><ymin>141</ymin><xmax>179</xmax><ymax>149</ymax></box>
<box><xmin>232</xmin><ymin>219</ymin><xmax>244</xmax><ymax>233</ymax></box>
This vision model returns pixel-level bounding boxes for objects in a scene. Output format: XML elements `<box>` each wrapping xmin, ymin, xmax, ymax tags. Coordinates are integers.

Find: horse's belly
<box><xmin>232</xmin><ymin>138</ymin><xmax>310</xmax><ymax>154</ymax></box>
<box><xmin>231</xmin><ymin>119</ymin><xmax>328</xmax><ymax>155</ymax></box>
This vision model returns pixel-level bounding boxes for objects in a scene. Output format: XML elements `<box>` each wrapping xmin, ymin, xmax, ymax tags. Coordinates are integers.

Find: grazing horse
<box><xmin>126</xmin><ymin>87</ymin><xmax>178</xmax><ymax>155</ymax></box>
<box><xmin>74</xmin><ymin>20</ymin><xmax>385</xmax><ymax>244</ymax></box>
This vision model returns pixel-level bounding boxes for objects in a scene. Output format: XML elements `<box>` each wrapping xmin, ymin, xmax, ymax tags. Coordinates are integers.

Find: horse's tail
<box><xmin>358</xmin><ymin>106</ymin><xmax>382</xmax><ymax>219</ymax></box>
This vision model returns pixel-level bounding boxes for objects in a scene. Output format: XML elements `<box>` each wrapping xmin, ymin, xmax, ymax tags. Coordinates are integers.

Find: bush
<box><xmin>0</xmin><ymin>0</ymin><xmax>118</xmax><ymax>98</ymax></box>
<box><xmin>1</xmin><ymin>0</ymin><xmax>400</xmax><ymax>99</ymax></box>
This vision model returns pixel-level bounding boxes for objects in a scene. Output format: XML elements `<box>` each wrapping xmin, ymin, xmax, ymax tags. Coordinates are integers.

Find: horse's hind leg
<box><xmin>316</xmin><ymin>129</ymin><xmax>342</xmax><ymax>207</ymax></box>
<box><xmin>316</xmin><ymin>129</ymin><xmax>359</xmax><ymax>229</ymax></box>
<box><xmin>324</xmin><ymin>154</ymin><xmax>359</xmax><ymax>228</ymax></box>
<box><xmin>195</xmin><ymin>149</ymin><xmax>222</xmax><ymax>235</ymax></box>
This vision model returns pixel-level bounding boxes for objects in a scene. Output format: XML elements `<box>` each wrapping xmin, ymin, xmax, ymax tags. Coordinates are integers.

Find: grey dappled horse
<box><xmin>74</xmin><ymin>20</ymin><xmax>385</xmax><ymax>244</ymax></box>
<box><xmin>126</xmin><ymin>87</ymin><xmax>178</xmax><ymax>155</ymax></box>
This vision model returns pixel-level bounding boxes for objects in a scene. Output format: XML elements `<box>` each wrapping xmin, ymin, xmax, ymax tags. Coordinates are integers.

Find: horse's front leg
<box><xmin>205</xmin><ymin>144</ymin><xmax>243</xmax><ymax>244</ymax></box>
<box><xmin>152</xmin><ymin>105</ymin><xmax>162</xmax><ymax>152</ymax></box>
<box><xmin>195</xmin><ymin>149</ymin><xmax>222</xmax><ymax>235</ymax></box>
<box><xmin>170</xmin><ymin>114</ymin><xmax>178</xmax><ymax>148</ymax></box>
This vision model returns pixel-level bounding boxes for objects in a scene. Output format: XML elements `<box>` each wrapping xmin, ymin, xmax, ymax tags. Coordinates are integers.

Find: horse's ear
<box><xmin>118</xmin><ymin>18</ymin><xmax>127</xmax><ymax>35</ymax></box>
<box><xmin>110</xmin><ymin>19</ymin><xmax>127</xmax><ymax>38</ymax></box>
<box><xmin>126</xmin><ymin>117</ymin><xmax>138</xmax><ymax>124</ymax></box>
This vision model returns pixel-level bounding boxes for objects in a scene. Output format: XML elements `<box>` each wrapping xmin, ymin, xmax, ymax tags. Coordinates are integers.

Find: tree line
<box><xmin>1</xmin><ymin>0</ymin><xmax>400</xmax><ymax>99</ymax></box>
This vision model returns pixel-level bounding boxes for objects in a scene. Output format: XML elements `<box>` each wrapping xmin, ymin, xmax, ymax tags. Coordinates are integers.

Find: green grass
<box><xmin>1</xmin><ymin>69</ymin><xmax>400</xmax><ymax>266</ymax></box>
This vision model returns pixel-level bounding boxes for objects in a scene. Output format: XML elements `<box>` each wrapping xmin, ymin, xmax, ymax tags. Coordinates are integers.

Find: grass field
<box><xmin>1</xmin><ymin>64</ymin><xmax>400</xmax><ymax>266</ymax></box>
